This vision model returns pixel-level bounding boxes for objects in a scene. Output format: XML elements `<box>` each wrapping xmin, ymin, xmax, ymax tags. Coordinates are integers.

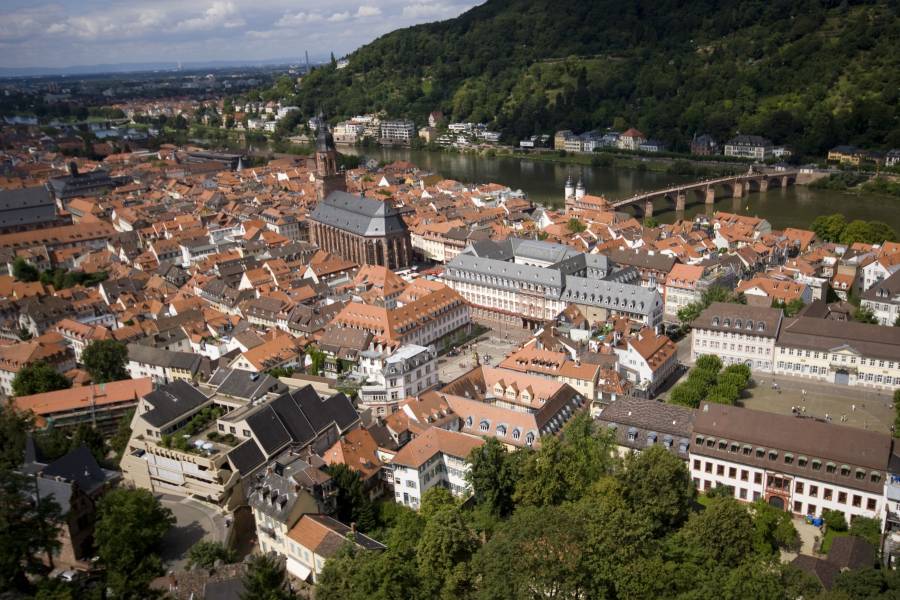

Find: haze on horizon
<box><xmin>0</xmin><ymin>0</ymin><xmax>481</xmax><ymax>70</ymax></box>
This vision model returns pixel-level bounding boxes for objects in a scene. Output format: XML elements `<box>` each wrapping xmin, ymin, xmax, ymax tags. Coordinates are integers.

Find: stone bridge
<box><xmin>611</xmin><ymin>170</ymin><xmax>802</xmax><ymax>218</ymax></box>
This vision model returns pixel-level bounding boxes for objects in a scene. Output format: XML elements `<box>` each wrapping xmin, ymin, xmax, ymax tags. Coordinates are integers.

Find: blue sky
<box><xmin>0</xmin><ymin>1</ymin><xmax>481</xmax><ymax>68</ymax></box>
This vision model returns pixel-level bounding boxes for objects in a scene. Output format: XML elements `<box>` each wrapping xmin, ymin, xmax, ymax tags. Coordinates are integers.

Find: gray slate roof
<box><xmin>127</xmin><ymin>343</ymin><xmax>202</xmax><ymax>371</ymax></box>
<box><xmin>0</xmin><ymin>186</ymin><xmax>57</xmax><ymax>229</ymax></box>
<box><xmin>141</xmin><ymin>380</ymin><xmax>210</xmax><ymax>427</ymax></box>
<box><xmin>309</xmin><ymin>191</ymin><xmax>407</xmax><ymax>237</ymax></box>
<box><xmin>207</xmin><ymin>367</ymin><xmax>286</xmax><ymax>400</ymax></box>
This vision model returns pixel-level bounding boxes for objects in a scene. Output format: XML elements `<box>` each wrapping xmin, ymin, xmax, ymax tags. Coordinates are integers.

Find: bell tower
<box><xmin>313</xmin><ymin>114</ymin><xmax>347</xmax><ymax>200</ymax></box>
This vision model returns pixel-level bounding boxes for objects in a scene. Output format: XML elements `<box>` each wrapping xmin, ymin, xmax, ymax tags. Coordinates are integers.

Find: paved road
<box><xmin>158</xmin><ymin>494</ymin><xmax>228</xmax><ymax>571</ymax></box>
<box><xmin>437</xmin><ymin>333</ymin><xmax>520</xmax><ymax>384</ymax></box>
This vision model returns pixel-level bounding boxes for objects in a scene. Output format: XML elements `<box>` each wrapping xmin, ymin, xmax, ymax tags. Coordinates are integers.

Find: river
<box><xmin>340</xmin><ymin>147</ymin><xmax>900</xmax><ymax>231</ymax></box>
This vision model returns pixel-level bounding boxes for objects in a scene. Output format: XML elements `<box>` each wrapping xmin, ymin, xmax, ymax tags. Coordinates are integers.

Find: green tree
<box><xmin>822</xmin><ymin>508</ymin><xmax>848</xmax><ymax>532</ymax></box>
<box><xmin>187</xmin><ymin>540</ymin><xmax>237</xmax><ymax>570</ymax></box>
<box><xmin>110</xmin><ymin>409</ymin><xmax>134</xmax><ymax>462</ymax></box>
<box><xmin>327</xmin><ymin>463</ymin><xmax>377</xmax><ymax>532</ymax></box>
<box><xmin>676</xmin><ymin>301</ymin><xmax>703</xmax><ymax>328</ymax></box>
<box><xmin>474</xmin><ymin>503</ymin><xmax>588</xmax><ymax>600</ymax></box>
<box><xmin>567</xmin><ymin>218</ymin><xmax>587</xmax><ymax>233</ymax></box>
<box><xmin>70</xmin><ymin>423</ymin><xmax>108</xmax><ymax>464</ymax></box>
<box><xmin>12</xmin><ymin>361</ymin><xmax>71</xmax><ymax>397</ymax></box>
<box><xmin>81</xmin><ymin>340</ymin><xmax>129</xmax><ymax>383</ymax></box>
<box><xmin>241</xmin><ymin>553</ymin><xmax>295</xmax><ymax>600</ymax></box>
<box><xmin>811</xmin><ymin>214</ymin><xmax>847</xmax><ymax>242</ymax></box>
<box><xmin>416</xmin><ymin>506</ymin><xmax>478</xmax><ymax>598</ymax></box>
<box><xmin>833</xmin><ymin>567</ymin><xmax>888</xmax><ymax>599</ymax></box>
<box><xmin>466</xmin><ymin>437</ymin><xmax>517</xmax><ymax>517</ymax></box>
<box><xmin>619</xmin><ymin>445</ymin><xmax>694</xmax><ymax>535</ymax></box>
<box><xmin>514</xmin><ymin>414</ymin><xmax>615</xmax><ymax>507</ymax></box>
<box><xmin>852</xmin><ymin>305</ymin><xmax>879</xmax><ymax>324</ymax></box>
<box><xmin>420</xmin><ymin>486</ymin><xmax>457</xmax><ymax>521</ymax></box>
<box><xmin>694</xmin><ymin>354</ymin><xmax>723</xmax><ymax>374</ymax></box>
<box><xmin>848</xmin><ymin>516</ymin><xmax>882</xmax><ymax>549</ymax></box>
<box><xmin>0</xmin><ymin>400</ymin><xmax>33</xmax><ymax>470</ymax></box>
<box><xmin>751</xmin><ymin>500</ymin><xmax>800</xmax><ymax>555</ymax></box>
<box><xmin>12</xmin><ymin>257</ymin><xmax>39</xmax><ymax>282</ymax></box>
<box><xmin>0</xmin><ymin>471</ymin><xmax>63</xmax><ymax>591</ymax></box>
<box><xmin>94</xmin><ymin>488</ymin><xmax>175</xmax><ymax>599</ymax></box>
<box><xmin>306</xmin><ymin>346</ymin><xmax>325</xmax><ymax>376</ymax></box>
<box><xmin>678</xmin><ymin>497</ymin><xmax>754</xmax><ymax>567</ymax></box>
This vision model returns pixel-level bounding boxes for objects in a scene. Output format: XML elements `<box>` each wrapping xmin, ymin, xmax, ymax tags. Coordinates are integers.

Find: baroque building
<box><xmin>308</xmin><ymin>191</ymin><xmax>413</xmax><ymax>269</ymax></box>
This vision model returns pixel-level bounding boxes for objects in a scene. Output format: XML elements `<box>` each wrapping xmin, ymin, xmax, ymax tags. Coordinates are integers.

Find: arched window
<box><xmin>525</xmin><ymin>432</ymin><xmax>535</xmax><ymax>446</ymax></box>
<box><xmin>735</xmin><ymin>319</ymin><xmax>742</xmax><ymax>328</ymax></box>
<box><xmin>479</xmin><ymin>419</ymin><xmax>490</xmax><ymax>432</ymax></box>
<box><xmin>712</xmin><ymin>317</ymin><xmax>720</xmax><ymax>326</ymax></box>
<box><xmin>746</xmin><ymin>320</ymin><xmax>753</xmax><ymax>330</ymax></box>
<box><xmin>512</xmin><ymin>428</ymin><xmax>521</xmax><ymax>440</ymax></box>
<box><xmin>496</xmin><ymin>424</ymin><xmax>507</xmax><ymax>436</ymax></box>
<box><xmin>724</xmin><ymin>318</ymin><xmax>731</xmax><ymax>327</ymax></box>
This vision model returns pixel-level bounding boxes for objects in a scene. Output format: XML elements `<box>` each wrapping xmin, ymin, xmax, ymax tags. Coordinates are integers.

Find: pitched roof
<box><xmin>391</xmin><ymin>427</ymin><xmax>483</xmax><ymax>469</ymax></box>
<box><xmin>287</xmin><ymin>514</ymin><xmax>385</xmax><ymax>558</ymax></box>
<box><xmin>309</xmin><ymin>191</ymin><xmax>407</xmax><ymax>237</ymax></box>
<box><xmin>14</xmin><ymin>378</ymin><xmax>151</xmax><ymax>417</ymax></box>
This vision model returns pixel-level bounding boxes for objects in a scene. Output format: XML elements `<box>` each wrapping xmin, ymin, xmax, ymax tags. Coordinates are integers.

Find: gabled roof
<box><xmin>309</xmin><ymin>191</ymin><xmax>407</xmax><ymax>237</ymax></box>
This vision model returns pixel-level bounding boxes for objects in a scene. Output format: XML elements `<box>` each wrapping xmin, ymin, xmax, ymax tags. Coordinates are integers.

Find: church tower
<box><xmin>313</xmin><ymin>117</ymin><xmax>347</xmax><ymax>200</ymax></box>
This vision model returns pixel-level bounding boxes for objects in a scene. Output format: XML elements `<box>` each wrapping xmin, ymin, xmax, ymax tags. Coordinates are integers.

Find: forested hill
<box><xmin>290</xmin><ymin>0</ymin><xmax>900</xmax><ymax>157</ymax></box>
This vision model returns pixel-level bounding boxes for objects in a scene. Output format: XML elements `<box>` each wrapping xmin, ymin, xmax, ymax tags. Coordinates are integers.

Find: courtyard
<box><xmin>437</xmin><ymin>330</ymin><xmax>522</xmax><ymax>384</ymax></box>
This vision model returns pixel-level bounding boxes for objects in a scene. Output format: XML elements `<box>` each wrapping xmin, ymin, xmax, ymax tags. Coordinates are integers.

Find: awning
<box><xmin>286</xmin><ymin>557</ymin><xmax>313</xmax><ymax>582</ymax></box>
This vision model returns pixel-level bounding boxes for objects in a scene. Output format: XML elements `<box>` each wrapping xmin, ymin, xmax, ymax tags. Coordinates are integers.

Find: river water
<box><xmin>341</xmin><ymin>147</ymin><xmax>900</xmax><ymax>231</ymax></box>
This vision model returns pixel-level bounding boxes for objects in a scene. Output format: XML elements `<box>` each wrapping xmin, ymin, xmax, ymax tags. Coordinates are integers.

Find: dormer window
<box><xmin>735</xmin><ymin>319</ymin><xmax>742</xmax><ymax>328</ymax></box>
<box><xmin>479</xmin><ymin>419</ymin><xmax>490</xmax><ymax>432</ymax></box>
<box><xmin>525</xmin><ymin>432</ymin><xmax>535</xmax><ymax>446</ymax></box>
<box><xmin>746</xmin><ymin>320</ymin><xmax>753</xmax><ymax>330</ymax></box>
<box><xmin>512</xmin><ymin>428</ymin><xmax>521</xmax><ymax>440</ymax></box>
<box><xmin>724</xmin><ymin>318</ymin><xmax>731</xmax><ymax>327</ymax></box>
<box><xmin>757</xmin><ymin>322</ymin><xmax>765</xmax><ymax>332</ymax></box>
<box><xmin>496</xmin><ymin>424</ymin><xmax>507</xmax><ymax>436</ymax></box>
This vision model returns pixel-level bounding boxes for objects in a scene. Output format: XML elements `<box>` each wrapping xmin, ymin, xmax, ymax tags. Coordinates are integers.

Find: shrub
<box><xmin>823</xmin><ymin>509</ymin><xmax>848</xmax><ymax>532</ymax></box>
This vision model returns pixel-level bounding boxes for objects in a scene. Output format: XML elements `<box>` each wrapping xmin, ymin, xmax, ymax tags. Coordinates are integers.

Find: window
<box><xmin>809</xmin><ymin>485</ymin><xmax>818</xmax><ymax>497</ymax></box>
<box><xmin>798</xmin><ymin>456</ymin><xmax>808</xmax><ymax>468</ymax></box>
<box><xmin>756</xmin><ymin>448</ymin><xmax>765</xmax><ymax>458</ymax></box>
<box><xmin>855</xmin><ymin>469</ymin><xmax>866</xmax><ymax>481</ymax></box>
<box><xmin>812</xmin><ymin>459</ymin><xmax>822</xmax><ymax>471</ymax></box>
<box><xmin>871</xmin><ymin>472</ymin><xmax>882</xmax><ymax>484</ymax></box>
<box><xmin>693</xmin><ymin>459</ymin><xmax>701</xmax><ymax>470</ymax></box>
<box><xmin>716</xmin><ymin>464</ymin><xmax>724</xmax><ymax>476</ymax></box>
<box><xmin>840</xmin><ymin>465</ymin><xmax>850</xmax><ymax>477</ymax></box>
<box><xmin>728</xmin><ymin>467</ymin><xmax>736</xmax><ymax>478</ymax></box>
<box><xmin>808</xmin><ymin>504</ymin><xmax>817</xmax><ymax>515</ymax></box>
<box><xmin>705</xmin><ymin>462</ymin><xmax>713</xmax><ymax>473</ymax></box>
<box><xmin>479</xmin><ymin>420</ymin><xmax>490</xmax><ymax>432</ymax></box>
<box><xmin>742</xmin><ymin>445</ymin><xmax>752</xmax><ymax>456</ymax></box>
<box><xmin>784</xmin><ymin>453</ymin><xmax>793</xmax><ymax>465</ymax></box>
<box><xmin>852</xmin><ymin>495</ymin><xmax>861</xmax><ymax>508</ymax></box>
<box><xmin>768</xmin><ymin>450</ymin><xmax>778</xmax><ymax>461</ymax></box>
<box><xmin>868</xmin><ymin>498</ymin><xmax>877</xmax><ymax>511</ymax></box>
<box><xmin>795</xmin><ymin>482</ymin><xmax>804</xmax><ymax>494</ymax></box>
<box><xmin>740</xmin><ymin>470</ymin><xmax>749</xmax><ymax>481</ymax></box>
<box><xmin>754</xmin><ymin>473</ymin><xmax>762</xmax><ymax>485</ymax></box>
<box><xmin>823</xmin><ymin>488</ymin><xmax>833</xmax><ymax>501</ymax></box>
<box><xmin>739</xmin><ymin>488</ymin><xmax>747</xmax><ymax>500</ymax></box>
<box><xmin>794</xmin><ymin>501</ymin><xmax>803</xmax><ymax>513</ymax></box>
<box><xmin>496</xmin><ymin>424</ymin><xmax>507</xmax><ymax>436</ymax></box>
<box><xmin>512</xmin><ymin>429</ymin><xmax>521</xmax><ymax>441</ymax></box>
<box><xmin>826</xmin><ymin>462</ymin><xmax>836</xmax><ymax>474</ymax></box>
<box><xmin>837</xmin><ymin>491</ymin><xmax>847</xmax><ymax>504</ymax></box>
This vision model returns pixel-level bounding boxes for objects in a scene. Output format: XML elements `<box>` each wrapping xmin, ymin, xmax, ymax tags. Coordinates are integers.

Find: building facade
<box><xmin>773</xmin><ymin>317</ymin><xmax>900</xmax><ymax>390</ymax></box>
<box><xmin>308</xmin><ymin>191</ymin><xmax>413</xmax><ymax>270</ymax></box>
<box><xmin>357</xmin><ymin>343</ymin><xmax>439</xmax><ymax>416</ymax></box>
<box><xmin>690</xmin><ymin>303</ymin><xmax>783</xmax><ymax>371</ymax></box>
<box><xmin>690</xmin><ymin>403</ymin><xmax>890</xmax><ymax>522</ymax></box>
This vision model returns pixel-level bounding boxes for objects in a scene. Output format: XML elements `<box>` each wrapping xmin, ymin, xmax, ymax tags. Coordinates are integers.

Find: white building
<box><xmin>380</xmin><ymin>119</ymin><xmax>416</xmax><ymax>143</ymax></box>
<box><xmin>690</xmin><ymin>303</ymin><xmax>783</xmax><ymax>371</ymax></box>
<box><xmin>773</xmin><ymin>316</ymin><xmax>900</xmax><ymax>390</ymax></box>
<box><xmin>691</xmin><ymin>402</ymin><xmax>890</xmax><ymax>522</ymax></box>
<box><xmin>357</xmin><ymin>343</ymin><xmax>439</xmax><ymax>416</ymax></box>
<box><xmin>391</xmin><ymin>427</ymin><xmax>483</xmax><ymax>510</ymax></box>
<box><xmin>723</xmin><ymin>135</ymin><xmax>774</xmax><ymax>160</ymax></box>
<box><xmin>861</xmin><ymin>271</ymin><xmax>900</xmax><ymax>326</ymax></box>
<box><xmin>285</xmin><ymin>515</ymin><xmax>384</xmax><ymax>582</ymax></box>
<box><xmin>613</xmin><ymin>327</ymin><xmax>678</xmax><ymax>396</ymax></box>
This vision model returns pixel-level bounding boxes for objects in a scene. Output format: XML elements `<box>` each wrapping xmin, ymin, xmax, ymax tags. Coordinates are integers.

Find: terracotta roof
<box><xmin>390</xmin><ymin>426</ymin><xmax>483</xmax><ymax>469</ymax></box>
<box><xmin>13</xmin><ymin>378</ymin><xmax>152</xmax><ymax>416</ymax></box>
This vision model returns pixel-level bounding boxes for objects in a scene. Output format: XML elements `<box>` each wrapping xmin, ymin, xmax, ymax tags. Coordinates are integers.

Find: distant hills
<box><xmin>291</xmin><ymin>0</ymin><xmax>900</xmax><ymax>157</ymax></box>
<box><xmin>0</xmin><ymin>58</ymin><xmax>315</xmax><ymax>78</ymax></box>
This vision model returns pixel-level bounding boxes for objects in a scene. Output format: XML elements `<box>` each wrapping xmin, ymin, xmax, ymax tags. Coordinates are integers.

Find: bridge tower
<box><xmin>575</xmin><ymin>178</ymin><xmax>585</xmax><ymax>201</ymax></box>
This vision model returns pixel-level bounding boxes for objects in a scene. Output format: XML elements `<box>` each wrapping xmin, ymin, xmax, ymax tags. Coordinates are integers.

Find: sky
<box><xmin>0</xmin><ymin>0</ymin><xmax>481</xmax><ymax>69</ymax></box>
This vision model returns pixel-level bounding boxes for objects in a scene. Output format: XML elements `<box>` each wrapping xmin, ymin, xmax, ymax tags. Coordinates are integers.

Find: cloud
<box><xmin>175</xmin><ymin>2</ymin><xmax>245</xmax><ymax>32</ymax></box>
<box><xmin>0</xmin><ymin>0</ymin><xmax>483</xmax><ymax>70</ymax></box>
<box><xmin>276</xmin><ymin>11</ymin><xmax>325</xmax><ymax>27</ymax></box>
<box><xmin>402</xmin><ymin>2</ymin><xmax>457</xmax><ymax>19</ymax></box>
<box><xmin>356</xmin><ymin>5</ymin><xmax>382</xmax><ymax>17</ymax></box>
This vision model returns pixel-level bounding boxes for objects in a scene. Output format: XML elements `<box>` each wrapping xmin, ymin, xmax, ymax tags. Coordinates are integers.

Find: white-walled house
<box><xmin>390</xmin><ymin>427</ymin><xmax>483</xmax><ymax>510</ymax></box>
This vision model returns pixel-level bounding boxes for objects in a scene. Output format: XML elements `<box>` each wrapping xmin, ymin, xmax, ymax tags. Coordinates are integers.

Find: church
<box><xmin>312</xmin><ymin>120</ymin><xmax>348</xmax><ymax>200</ymax></box>
<box><xmin>309</xmin><ymin>192</ymin><xmax>413</xmax><ymax>270</ymax></box>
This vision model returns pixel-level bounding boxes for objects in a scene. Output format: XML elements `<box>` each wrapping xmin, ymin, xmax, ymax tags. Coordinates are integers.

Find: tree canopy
<box><xmin>81</xmin><ymin>339</ymin><xmax>129</xmax><ymax>383</ymax></box>
<box><xmin>12</xmin><ymin>361</ymin><xmax>71</xmax><ymax>397</ymax></box>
